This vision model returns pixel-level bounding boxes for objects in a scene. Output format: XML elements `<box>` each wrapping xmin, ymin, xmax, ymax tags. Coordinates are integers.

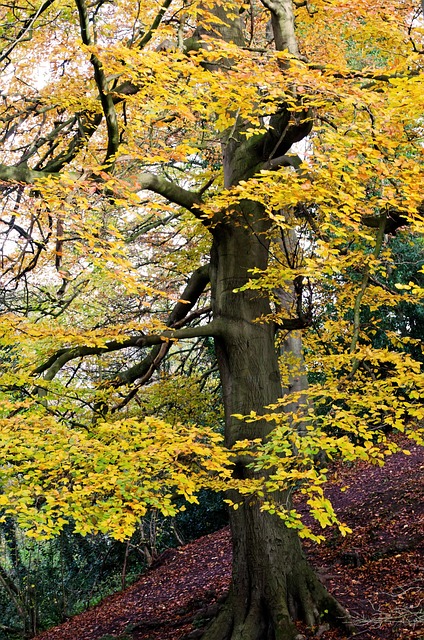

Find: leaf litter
<box><xmin>35</xmin><ymin>435</ymin><xmax>423</xmax><ymax>640</ymax></box>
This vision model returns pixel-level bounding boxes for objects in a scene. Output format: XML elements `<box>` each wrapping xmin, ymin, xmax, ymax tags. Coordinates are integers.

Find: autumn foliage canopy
<box><xmin>0</xmin><ymin>0</ymin><xmax>423</xmax><ymax>543</ymax></box>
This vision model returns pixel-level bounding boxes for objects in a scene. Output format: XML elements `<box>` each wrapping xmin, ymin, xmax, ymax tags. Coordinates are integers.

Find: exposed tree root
<box><xmin>200</xmin><ymin>582</ymin><xmax>352</xmax><ymax>640</ymax></box>
<box><xmin>198</xmin><ymin>504</ymin><xmax>353</xmax><ymax>640</ymax></box>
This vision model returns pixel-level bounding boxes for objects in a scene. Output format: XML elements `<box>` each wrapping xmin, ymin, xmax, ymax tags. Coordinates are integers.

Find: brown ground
<box><xmin>35</xmin><ymin>437</ymin><xmax>423</xmax><ymax>640</ymax></box>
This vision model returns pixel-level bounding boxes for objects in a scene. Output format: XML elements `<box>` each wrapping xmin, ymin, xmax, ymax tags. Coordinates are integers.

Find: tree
<box><xmin>367</xmin><ymin>232</ymin><xmax>424</xmax><ymax>364</ymax></box>
<box><xmin>0</xmin><ymin>1</ymin><xmax>423</xmax><ymax>639</ymax></box>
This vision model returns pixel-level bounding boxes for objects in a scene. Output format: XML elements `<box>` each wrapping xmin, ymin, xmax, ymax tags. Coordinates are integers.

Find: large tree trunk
<box><xmin>204</xmin><ymin>202</ymin><xmax>349</xmax><ymax>639</ymax></box>
<box><xmin>205</xmin><ymin>505</ymin><xmax>347</xmax><ymax>640</ymax></box>
<box><xmin>193</xmin><ymin>3</ymin><xmax>349</xmax><ymax>635</ymax></box>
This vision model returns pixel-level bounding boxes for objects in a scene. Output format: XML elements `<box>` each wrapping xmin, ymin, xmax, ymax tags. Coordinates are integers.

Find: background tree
<box><xmin>0</xmin><ymin>1</ymin><xmax>423</xmax><ymax>640</ymax></box>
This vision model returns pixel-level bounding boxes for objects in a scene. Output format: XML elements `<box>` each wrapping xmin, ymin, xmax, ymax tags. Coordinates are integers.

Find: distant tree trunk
<box><xmin>0</xmin><ymin>519</ymin><xmax>38</xmax><ymax>637</ymax></box>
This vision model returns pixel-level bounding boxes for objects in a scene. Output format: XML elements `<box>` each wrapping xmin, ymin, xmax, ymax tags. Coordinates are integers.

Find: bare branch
<box><xmin>260</xmin><ymin>0</ymin><xmax>300</xmax><ymax>57</ymax></box>
<box><xmin>36</xmin><ymin>323</ymin><xmax>218</xmax><ymax>382</ymax></box>
<box><xmin>263</xmin><ymin>153</ymin><xmax>303</xmax><ymax>171</ymax></box>
<box><xmin>308</xmin><ymin>63</ymin><xmax>421</xmax><ymax>83</ymax></box>
<box><xmin>74</xmin><ymin>0</ymin><xmax>120</xmax><ymax>166</ymax></box>
<box><xmin>166</xmin><ymin>264</ymin><xmax>210</xmax><ymax>326</ymax></box>
<box><xmin>137</xmin><ymin>171</ymin><xmax>203</xmax><ymax>214</ymax></box>
<box><xmin>136</xmin><ymin>0</ymin><xmax>174</xmax><ymax>49</ymax></box>
<box><xmin>109</xmin><ymin>264</ymin><xmax>211</xmax><ymax>390</ymax></box>
<box><xmin>0</xmin><ymin>0</ymin><xmax>57</xmax><ymax>68</ymax></box>
<box><xmin>111</xmin><ymin>323</ymin><xmax>219</xmax><ymax>387</ymax></box>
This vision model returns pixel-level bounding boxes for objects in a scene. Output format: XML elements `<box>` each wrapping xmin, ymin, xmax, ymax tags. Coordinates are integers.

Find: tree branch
<box><xmin>0</xmin><ymin>0</ymin><xmax>57</xmax><ymax>68</ymax></box>
<box><xmin>137</xmin><ymin>171</ymin><xmax>203</xmax><ymax>214</ymax></box>
<box><xmin>308</xmin><ymin>63</ymin><xmax>421</xmax><ymax>83</ymax></box>
<box><xmin>262</xmin><ymin>105</ymin><xmax>312</xmax><ymax>165</ymax></box>
<box><xmin>0</xmin><ymin>163</ymin><xmax>48</xmax><ymax>183</ymax></box>
<box><xmin>136</xmin><ymin>0</ymin><xmax>174</xmax><ymax>49</ymax></box>
<box><xmin>34</xmin><ymin>264</ymin><xmax>212</xmax><ymax>381</ymax></box>
<box><xmin>38</xmin><ymin>112</ymin><xmax>103</xmax><ymax>173</ymax></box>
<box><xmin>260</xmin><ymin>0</ymin><xmax>300</xmax><ymax>57</ymax></box>
<box><xmin>74</xmin><ymin>0</ymin><xmax>120</xmax><ymax>166</ymax></box>
<box><xmin>0</xmin><ymin>163</ymin><xmax>204</xmax><ymax>225</ymax></box>
<box><xmin>40</xmin><ymin>0</ymin><xmax>181</xmax><ymax>174</ymax></box>
<box><xmin>108</xmin><ymin>264</ymin><xmax>211</xmax><ymax>390</ymax></box>
<box><xmin>263</xmin><ymin>153</ymin><xmax>303</xmax><ymax>171</ymax></box>
<box><xmin>35</xmin><ymin>323</ymin><xmax>219</xmax><ymax>382</ymax></box>
<box><xmin>166</xmin><ymin>264</ymin><xmax>210</xmax><ymax>326</ymax></box>
<box><xmin>111</xmin><ymin>323</ymin><xmax>219</xmax><ymax>387</ymax></box>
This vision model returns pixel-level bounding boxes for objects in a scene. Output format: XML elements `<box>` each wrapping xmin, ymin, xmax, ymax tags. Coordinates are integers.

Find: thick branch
<box><xmin>75</xmin><ymin>0</ymin><xmax>120</xmax><ymax>165</ymax></box>
<box><xmin>39</xmin><ymin>0</ymin><xmax>179</xmax><ymax>173</ymax></box>
<box><xmin>110</xmin><ymin>325</ymin><xmax>219</xmax><ymax>388</ymax></box>
<box><xmin>39</xmin><ymin>112</ymin><xmax>103</xmax><ymax>173</ymax></box>
<box><xmin>166</xmin><ymin>264</ymin><xmax>210</xmax><ymax>326</ymax></box>
<box><xmin>263</xmin><ymin>105</ymin><xmax>312</xmax><ymax>164</ymax></box>
<box><xmin>308</xmin><ymin>63</ymin><xmax>421</xmax><ymax>83</ymax></box>
<box><xmin>34</xmin><ymin>264</ymin><xmax>212</xmax><ymax>381</ymax></box>
<box><xmin>0</xmin><ymin>163</ymin><xmax>204</xmax><ymax>223</ymax></box>
<box><xmin>260</xmin><ymin>0</ymin><xmax>300</xmax><ymax>57</ymax></box>
<box><xmin>362</xmin><ymin>208</ymin><xmax>409</xmax><ymax>235</ymax></box>
<box><xmin>33</xmin><ymin>336</ymin><xmax>140</xmax><ymax>379</ymax></box>
<box><xmin>36</xmin><ymin>323</ymin><xmax>219</xmax><ymax>382</ymax></box>
<box><xmin>136</xmin><ymin>0</ymin><xmax>174</xmax><ymax>49</ymax></box>
<box><xmin>137</xmin><ymin>171</ymin><xmax>203</xmax><ymax>214</ymax></box>
<box><xmin>0</xmin><ymin>163</ymin><xmax>47</xmax><ymax>183</ymax></box>
<box><xmin>224</xmin><ymin>106</ymin><xmax>312</xmax><ymax>187</ymax></box>
<box><xmin>23</xmin><ymin>116</ymin><xmax>77</xmax><ymax>167</ymax></box>
<box><xmin>111</xmin><ymin>264</ymin><xmax>211</xmax><ymax>389</ymax></box>
<box><xmin>0</xmin><ymin>0</ymin><xmax>175</xmax><ymax>175</ymax></box>
<box><xmin>107</xmin><ymin>264</ymin><xmax>212</xmax><ymax>393</ymax></box>
<box><xmin>19</xmin><ymin>78</ymin><xmax>140</xmax><ymax>172</ymax></box>
<box><xmin>263</xmin><ymin>153</ymin><xmax>303</xmax><ymax>171</ymax></box>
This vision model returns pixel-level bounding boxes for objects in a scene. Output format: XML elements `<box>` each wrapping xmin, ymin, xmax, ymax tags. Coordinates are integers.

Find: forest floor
<box><xmin>35</xmin><ymin>435</ymin><xmax>423</xmax><ymax>640</ymax></box>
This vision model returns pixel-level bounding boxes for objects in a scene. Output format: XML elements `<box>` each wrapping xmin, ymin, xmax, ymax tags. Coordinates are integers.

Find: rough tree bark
<box><xmin>197</xmin><ymin>3</ymin><xmax>351</xmax><ymax>638</ymax></box>
<box><xmin>203</xmin><ymin>197</ymin><xmax>349</xmax><ymax>640</ymax></box>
